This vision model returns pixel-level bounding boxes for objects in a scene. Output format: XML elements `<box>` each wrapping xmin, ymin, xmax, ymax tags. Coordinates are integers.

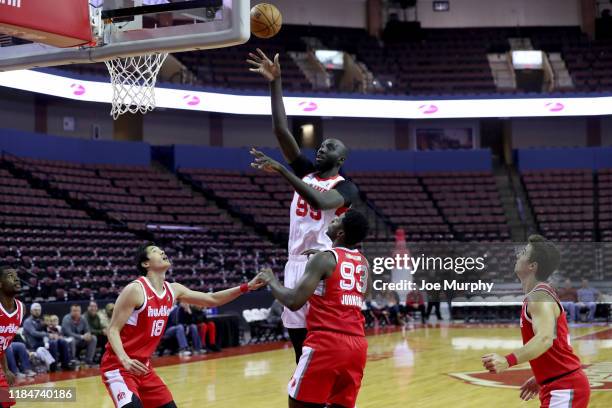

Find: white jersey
<box><xmin>288</xmin><ymin>172</ymin><xmax>349</xmax><ymax>256</ymax></box>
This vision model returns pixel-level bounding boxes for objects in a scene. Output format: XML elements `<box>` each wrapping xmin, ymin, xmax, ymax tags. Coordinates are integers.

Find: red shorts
<box><xmin>101</xmin><ymin>365</ymin><xmax>173</xmax><ymax>408</ymax></box>
<box><xmin>0</xmin><ymin>375</ymin><xmax>14</xmax><ymax>407</ymax></box>
<box><xmin>288</xmin><ymin>331</ymin><xmax>367</xmax><ymax>408</ymax></box>
<box><xmin>539</xmin><ymin>369</ymin><xmax>590</xmax><ymax>408</ymax></box>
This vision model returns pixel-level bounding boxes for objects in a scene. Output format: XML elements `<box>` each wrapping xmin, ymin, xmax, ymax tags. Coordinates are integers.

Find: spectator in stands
<box><xmin>369</xmin><ymin>292</ymin><xmax>392</xmax><ymax>326</ymax></box>
<box><xmin>23</xmin><ymin>303</ymin><xmax>72</xmax><ymax>371</ymax></box>
<box><xmin>97</xmin><ymin>303</ymin><xmax>114</xmax><ymax>333</ymax></box>
<box><xmin>405</xmin><ymin>289</ymin><xmax>427</xmax><ymax>324</ymax></box>
<box><xmin>61</xmin><ymin>304</ymin><xmax>97</xmax><ymax>366</ymax></box>
<box><xmin>264</xmin><ymin>300</ymin><xmax>286</xmax><ymax>341</ymax></box>
<box><xmin>47</xmin><ymin>315</ymin><xmax>63</xmax><ymax>336</ymax></box>
<box><xmin>426</xmin><ymin>291</ymin><xmax>443</xmax><ymax>321</ymax></box>
<box><xmin>386</xmin><ymin>291</ymin><xmax>403</xmax><ymax>326</ymax></box>
<box><xmin>47</xmin><ymin>314</ymin><xmax>76</xmax><ymax>364</ymax></box>
<box><xmin>576</xmin><ymin>279</ymin><xmax>600</xmax><ymax>322</ymax></box>
<box><xmin>85</xmin><ymin>301</ymin><xmax>107</xmax><ymax>352</ymax></box>
<box><xmin>426</xmin><ymin>274</ymin><xmax>443</xmax><ymax>321</ymax></box>
<box><xmin>268</xmin><ymin>299</ymin><xmax>283</xmax><ymax>326</ymax></box>
<box><xmin>557</xmin><ymin>279</ymin><xmax>578</xmax><ymax>322</ymax></box>
<box><xmin>192</xmin><ymin>306</ymin><xmax>220</xmax><ymax>352</ymax></box>
<box><xmin>5</xmin><ymin>343</ymin><xmax>36</xmax><ymax>378</ymax></box>
<box><xmin>176</xmin><ymin>303</ymin><xmax>204</xmax><ymax>354</ymax></box>
<box><xmin>162</xmin><ymin>306</ymin><xmax>194</xmax><ymax>357</ymax></box>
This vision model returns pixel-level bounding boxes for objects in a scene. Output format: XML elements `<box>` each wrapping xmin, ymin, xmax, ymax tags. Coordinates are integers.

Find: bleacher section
<box><xmin>47</xmin><ymin>24</ymin><xmax>612</xmax><ymax>96</ymax></box>
<box><xmin>178</xmin><ymin>168</ymin><xmax>291</xmax><ymax>238</ymax></box>
<box><xmin>522</xmin><ymin>169</ymin><xmax>595</xmax><ymax>241</ymax></box>
<box><xmin>0</xmin><ymin>157</ymin><xmax>286</xmax><ymax>302</ymax></box>
<box><xmin>349</xmin><ymin>171</ymin><xmax>451</xmax><ymax>240</ymax></box>
<box><xmin>598</xmin><ymin>169</ymin><xmax>612</xmax><ymax>241</ymax></box>
<box><xmin>562</xmin><ymin>39</ymin><xmax>612</xmax><ymax>92</ymax></box>
<box><xmin>349</xmin><ymin>170</ymin><xmax>509</xmax><ymax>242</ymax></box>
<box><xmin>421</xmin><ymin>172</ymin><xmax>509</xmax><ymax>241</ymax></box>
<box><xmin>175</xmin><ymin>31</ymin><xmax>311</xmax><ymax>92</ymax></box>
<box><xmin>9</xmin><ymin>158</ymin><xmax>230</xmax><ymax>230</ymax></box>
<box><xmin>1</xmin><ymin>142</ymin><xmax>612</xmax><ymax>304</ymax></box>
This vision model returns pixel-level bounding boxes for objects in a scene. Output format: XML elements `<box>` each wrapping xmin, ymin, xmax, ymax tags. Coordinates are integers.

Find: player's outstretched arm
<box><xmin>171</xmin><ymin>277</ymin><xmax>265</xmax><ymax>308</ymax></box>
<box><xmin>257</xmin><ymin>251</ymin><xmax>336</xmax><ymax>311</ymax></box>
<box><xmin>250</xmin><ymin>148</ymin><xmax>345</xmax><ymax>210</ymax></box>
<box><xmin>482</xmin><ymin>291</ymin><xmax>557</xmax><ymax>374</ymax></box>
<box><xmin>247</xmin><ymin>48</ymin><xmax>300</xmax><ymax>163</ymax></box>
<box><xmin>108</xmin><ymin>282</ymin><xmax>150</xmax><ymax>375</ymax></box>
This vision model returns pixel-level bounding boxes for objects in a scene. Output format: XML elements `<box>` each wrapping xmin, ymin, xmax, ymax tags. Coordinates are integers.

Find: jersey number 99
<box><xmin>296</xmin><ymin>196</ymin><xmax>321</xmax><ymax>220</ymax></box>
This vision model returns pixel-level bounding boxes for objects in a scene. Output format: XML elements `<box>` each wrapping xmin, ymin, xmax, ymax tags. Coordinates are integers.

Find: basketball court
<box><xmin>9</xmin><ymin>324</ymin><xmax>610</xmax><ymax>407</ymax></box>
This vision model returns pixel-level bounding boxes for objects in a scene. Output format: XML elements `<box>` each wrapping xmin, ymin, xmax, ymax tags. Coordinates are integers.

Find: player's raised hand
<box><xmin>250</xmin><ymin>148</ymin><xmax>283</xmax><ymax>173</ymax></box>
<box><xmin>247</xmin><ymin>48</ymin><xmax>281</xmax><ymax>81</ymax></box>
<box><xmin>481</xmin><ymin>353</ymin><xmax>509</xmax><ymax>374</ymax></box>
<box><xmin>519</xmin><ymin>376</ymin><xmax>539</xmax><ymax>401</ymax></box>
<box><xmin>120</xmin><ymin>356</ymin><xmax>149</xmax><ymax>376</ymax></box>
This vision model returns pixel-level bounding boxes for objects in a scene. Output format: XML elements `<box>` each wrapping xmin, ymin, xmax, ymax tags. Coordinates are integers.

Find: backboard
<box><xmin>0</xmin><ymin>0</ymin><xmax>250</xmax><ymax>71</ymax></box>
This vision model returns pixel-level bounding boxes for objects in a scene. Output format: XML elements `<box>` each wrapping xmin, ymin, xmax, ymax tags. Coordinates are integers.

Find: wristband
<box><xmin>240</xmin><ymin>283</ymin><xmax>249</xmax><ymax>293</ymax></box>
<box><xmin>505</xmin><ymin>353</ymin><xmax>518</xmax><ymax>367</ymax></box>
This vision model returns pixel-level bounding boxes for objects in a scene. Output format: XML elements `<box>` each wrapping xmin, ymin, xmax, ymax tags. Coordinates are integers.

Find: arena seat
<box><xmin>522</xmin><ymin>169</ymin><xmax>595</xmax><ymax>241</ymax></box>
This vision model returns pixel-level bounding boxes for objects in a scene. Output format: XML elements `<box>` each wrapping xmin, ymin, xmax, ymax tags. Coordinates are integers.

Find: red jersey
<box><xmin>520</xmin><ymin>283</ymin><xmax>582</xmax><ymax>385</ymax></box>
<box><xmin>307</xmin><ymin>247</ymin><xmax>368</xmax><ymax>337</ymax></box>
<box><xmin>102</xmin><ymin>277</ymin><xmax>175</xmax><ymax>370</ymax></box>
<box><xmin>0</xmin><ymin>299</ymin><xmax>23</xmax><ymax>354</ymax></box>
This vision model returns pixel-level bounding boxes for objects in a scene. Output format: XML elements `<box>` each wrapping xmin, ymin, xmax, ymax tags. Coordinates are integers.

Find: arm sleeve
<box><xmin>289</xmin><ymin>154</ymin><xmax>316</xmax><ymax>179</ymax></box>
<box><xmin>333</xmin><ymin>180</ymin><xmax>359</xmax><ymax>207</ymax></box>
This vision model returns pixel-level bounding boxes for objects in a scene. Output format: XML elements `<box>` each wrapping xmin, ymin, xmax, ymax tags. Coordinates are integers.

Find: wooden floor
<box><xmin>17</xmin><ymin>323</ymin><xmax>612</xmax><ymax>407</ymax></box>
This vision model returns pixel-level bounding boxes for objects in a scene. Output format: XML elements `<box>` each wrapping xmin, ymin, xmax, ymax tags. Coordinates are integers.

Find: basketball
<box><xmin>250</xmin><ymin>3</ymin><xmax>282</xmax><ymax>39</ymax></box>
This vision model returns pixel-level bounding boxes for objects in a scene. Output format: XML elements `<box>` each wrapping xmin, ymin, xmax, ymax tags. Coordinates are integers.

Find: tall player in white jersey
<box><xmin>248</xmin><ymin>48</ymin><xmax>360</xmax><ymax>362</ymax></box>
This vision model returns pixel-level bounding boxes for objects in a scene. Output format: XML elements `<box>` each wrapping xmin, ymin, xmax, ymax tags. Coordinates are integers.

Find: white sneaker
<box><xmin>178</xmin><ymin>350</ymin><xmax>192</xmax><ymax>357</ymax></box>
<box><xmin>25</xmin><ymin>370</ymin><xmax>36</xmax><ymax>377</ymax></box>
<box><xmin>16</xmin><ymin>373</ymin><xmax>25</xmax><ymax>379</ymax></box>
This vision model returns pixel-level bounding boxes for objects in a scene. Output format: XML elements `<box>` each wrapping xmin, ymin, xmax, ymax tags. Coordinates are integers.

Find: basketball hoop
<box><xmin>104</xmin><ymin>52</ymin><xmax>168</xmax><ymax>119</ymax></box>
<box><xmin>0</xmin><ymin>0</ymin><xmax>251</xmax><ymax>118</ymax></box>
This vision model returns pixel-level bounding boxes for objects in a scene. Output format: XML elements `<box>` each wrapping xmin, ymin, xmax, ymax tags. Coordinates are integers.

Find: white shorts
<box><xmin>282</xmin><ymin>256</ymin><xmax>310</xmax><ymax>329</ymax></box>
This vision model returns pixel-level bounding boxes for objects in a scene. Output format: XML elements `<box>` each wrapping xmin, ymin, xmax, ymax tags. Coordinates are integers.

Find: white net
<box><xmin>105</xmin><ymin>53</ymin><xmax>169</xmax><ymax>119</ymax></box>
